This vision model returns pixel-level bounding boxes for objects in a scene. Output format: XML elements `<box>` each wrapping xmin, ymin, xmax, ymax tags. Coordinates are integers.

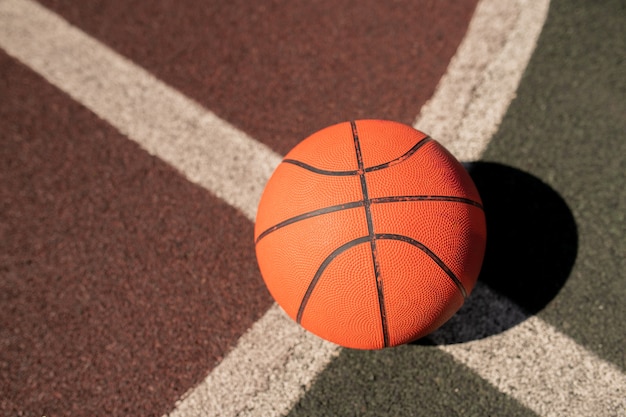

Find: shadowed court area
<box><xmin>421</xmin><ymin>162</ymin><xmax>578</xmax><ymax>344</ymax></box>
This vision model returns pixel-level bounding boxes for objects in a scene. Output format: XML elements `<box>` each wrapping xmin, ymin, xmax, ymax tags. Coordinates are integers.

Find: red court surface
<box><xmin>1</xmin><ymin>2</ymin><xmax>478</xmax><ymax>414</ymax></box>
<box><xmin>2</xmin><ymin>0</ymin><xmax>625</xmax><ymax>416</ymax></box>
<box><xmin>38</xmin><ymin>0</ymin><xmax>478</xmax><ymax>154</ymax></box>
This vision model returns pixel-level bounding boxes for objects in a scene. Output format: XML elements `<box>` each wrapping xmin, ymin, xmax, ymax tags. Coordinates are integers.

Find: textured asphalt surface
<box><xmin>1</xmin><ymin>0</ymin><xmax>624</xmax><ymax>416</ymax></box>
<box><xmin>290</xmin><ymin>1</ymin><xmax>626</xmax><ymax>415</ymax></box>
<box><xmin>2</xmin><ymin>1</ymin><xmax>477</xmax><ymax>415</ymax></box>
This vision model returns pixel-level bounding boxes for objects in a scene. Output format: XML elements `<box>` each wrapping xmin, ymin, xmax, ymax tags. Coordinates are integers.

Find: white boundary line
<box><xmin>1</xmin><ymin>0</ymin><xmax>624</xmax><ymax>416</ymax></box>
<box><xmin>0</xmin><ymin>0</ymin><xmax>279</xmax><ymax>221</ymax></box>
<box><xmin>414</xmin><ymin>0</ymin><xmax>548</xmax><ymax>161</ymax></box>
<box><xmin>170</xmin><ymin>303</ymin><xmax>339</xmax><ymax>417</ymax></box>
<box><xmin>436</xmin><ymin>291</ymin><xmax>626</xmax><ymax>417</ymax></box>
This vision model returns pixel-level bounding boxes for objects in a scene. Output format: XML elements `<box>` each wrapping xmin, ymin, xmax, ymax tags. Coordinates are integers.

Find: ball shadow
<box><xmin>413</xmin><ymin>161</ymin><xmax>578</xmax><ymax>345</ymax></box>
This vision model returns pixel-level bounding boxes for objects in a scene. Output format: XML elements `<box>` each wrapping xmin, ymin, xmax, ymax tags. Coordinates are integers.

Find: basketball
<box><xmin>254</xmin><ymin>120</ymin><xmax>486</xmax><ymax>349</ymax></box>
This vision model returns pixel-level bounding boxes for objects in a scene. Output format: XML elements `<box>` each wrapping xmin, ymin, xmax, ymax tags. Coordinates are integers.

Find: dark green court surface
<box><xmin>288</xmin><ymin>0</ymin><xmax>625</xmax><ymax>415</ymax></box>
<box><xmin>484</xmin><ymin>0</ymin><xmax>625</xmax><ymax>371</ymax></box>
<box><xmin>288</xmin><ymin>345</ymin><xmax>538</xmax><ymax>417</ymax></box>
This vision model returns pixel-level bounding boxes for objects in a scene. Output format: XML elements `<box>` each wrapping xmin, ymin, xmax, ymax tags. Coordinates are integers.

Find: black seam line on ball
<box><xmin>364</xmin><ymin>137</ymin><xmax>432</xmax><ymax>172</ymax></box>
<box><xmin>371</xmin><ymin>195</ymin><xmax>484</xmax><ymax>210</ymax></box>
<box><xmin>255</xmin><ymin>201</ymin><xmax>365</xmax><ymax>244</ymax></box>
<box><xmin>295</xmin><ymin>233</ymin><xmax>468</xmax><ymax>336</ymax></box>
<box><xmin>296</xmin><ymin>236</ymin><xmax>371</xmax><ymax>324</ymax></box>
<box><xmin>351</xmin><ymin>120</ymin><xmax>390</xmax><ymax>348</ymax></box>
<box><xmin>377</xmin><ymin>233</ymin><xmax>468</xmax><ymax>299</ymax></box>
<box><xmin>255</xmin><ymin>195</ymin><xmax>483</xmax><ymax>244</ymax></box>
<box><xmin>282</xmin><ymin>159</ymin><xmax>359</xmax><ymax>176</ymax></box>
<box><xmin>281</xmin><ymin>136</ymin><xmax>431</xmax><ymax>177</ymax></box>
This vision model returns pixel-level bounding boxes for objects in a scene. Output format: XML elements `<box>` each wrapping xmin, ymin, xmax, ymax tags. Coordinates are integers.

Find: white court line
<box><xmin>414</xmin><ymin>0</ymin><xmax>547</xmax><ymax>160</ymax></box>
<box><xmin>0</xmin><ymin>1</ymin><xmax>335</xmax><ymax>416</ymax></box>
<box><xmin>435</xmin><ymin>293</ymin><xmax>626</xmax><ymax>417</ymax></box>
<box><xmin>0</xmin><ymin>0</ymin><xmax>279</xmax><ymax>221</ymax></box>
<box><xmin>1</xmin><ymin>0</ymin><xmax>624</xmax><ymax>416</ymax></box>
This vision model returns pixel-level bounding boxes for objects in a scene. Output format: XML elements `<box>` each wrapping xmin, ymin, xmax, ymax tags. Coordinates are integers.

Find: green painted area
<box><xmin>482</xmin><ymin>0</ymin><xmax>625</xmax><ymax>370</ymax></box>
<box><xmin>288</xmin><ymin>344</ymin><xmax>538</xmax><ymax>417</ymax></box>
<box><xmin>290</xmin><ymin>1</ymin><xmax>624</xmax><ymax>415</ymax></box>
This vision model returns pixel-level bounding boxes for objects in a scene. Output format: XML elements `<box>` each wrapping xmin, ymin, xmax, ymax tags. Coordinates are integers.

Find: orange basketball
<box><xmin>254</xmin><ymin>120</ymin><xmax>486</xmax><ymax>349</ymax></box>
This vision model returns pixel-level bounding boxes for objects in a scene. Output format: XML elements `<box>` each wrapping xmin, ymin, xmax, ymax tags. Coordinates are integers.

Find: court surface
<box><xmin>1</xmin><ymin>0</ymin><xmax>624</xmax><ymax>416</ymax></box>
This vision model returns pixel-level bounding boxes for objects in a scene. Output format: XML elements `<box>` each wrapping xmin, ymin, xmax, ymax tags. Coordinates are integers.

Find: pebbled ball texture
<box><xmin>254</xmin><ymin>120</ymin><xmax>486</xmax><ymax>349</ymax></box>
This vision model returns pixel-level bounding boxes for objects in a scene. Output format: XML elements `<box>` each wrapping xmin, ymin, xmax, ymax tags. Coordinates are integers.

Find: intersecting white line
<box><xmin>1</xmin><ymin>0</ymin><xmax>624</xmax><ymax>416</ymax></box>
